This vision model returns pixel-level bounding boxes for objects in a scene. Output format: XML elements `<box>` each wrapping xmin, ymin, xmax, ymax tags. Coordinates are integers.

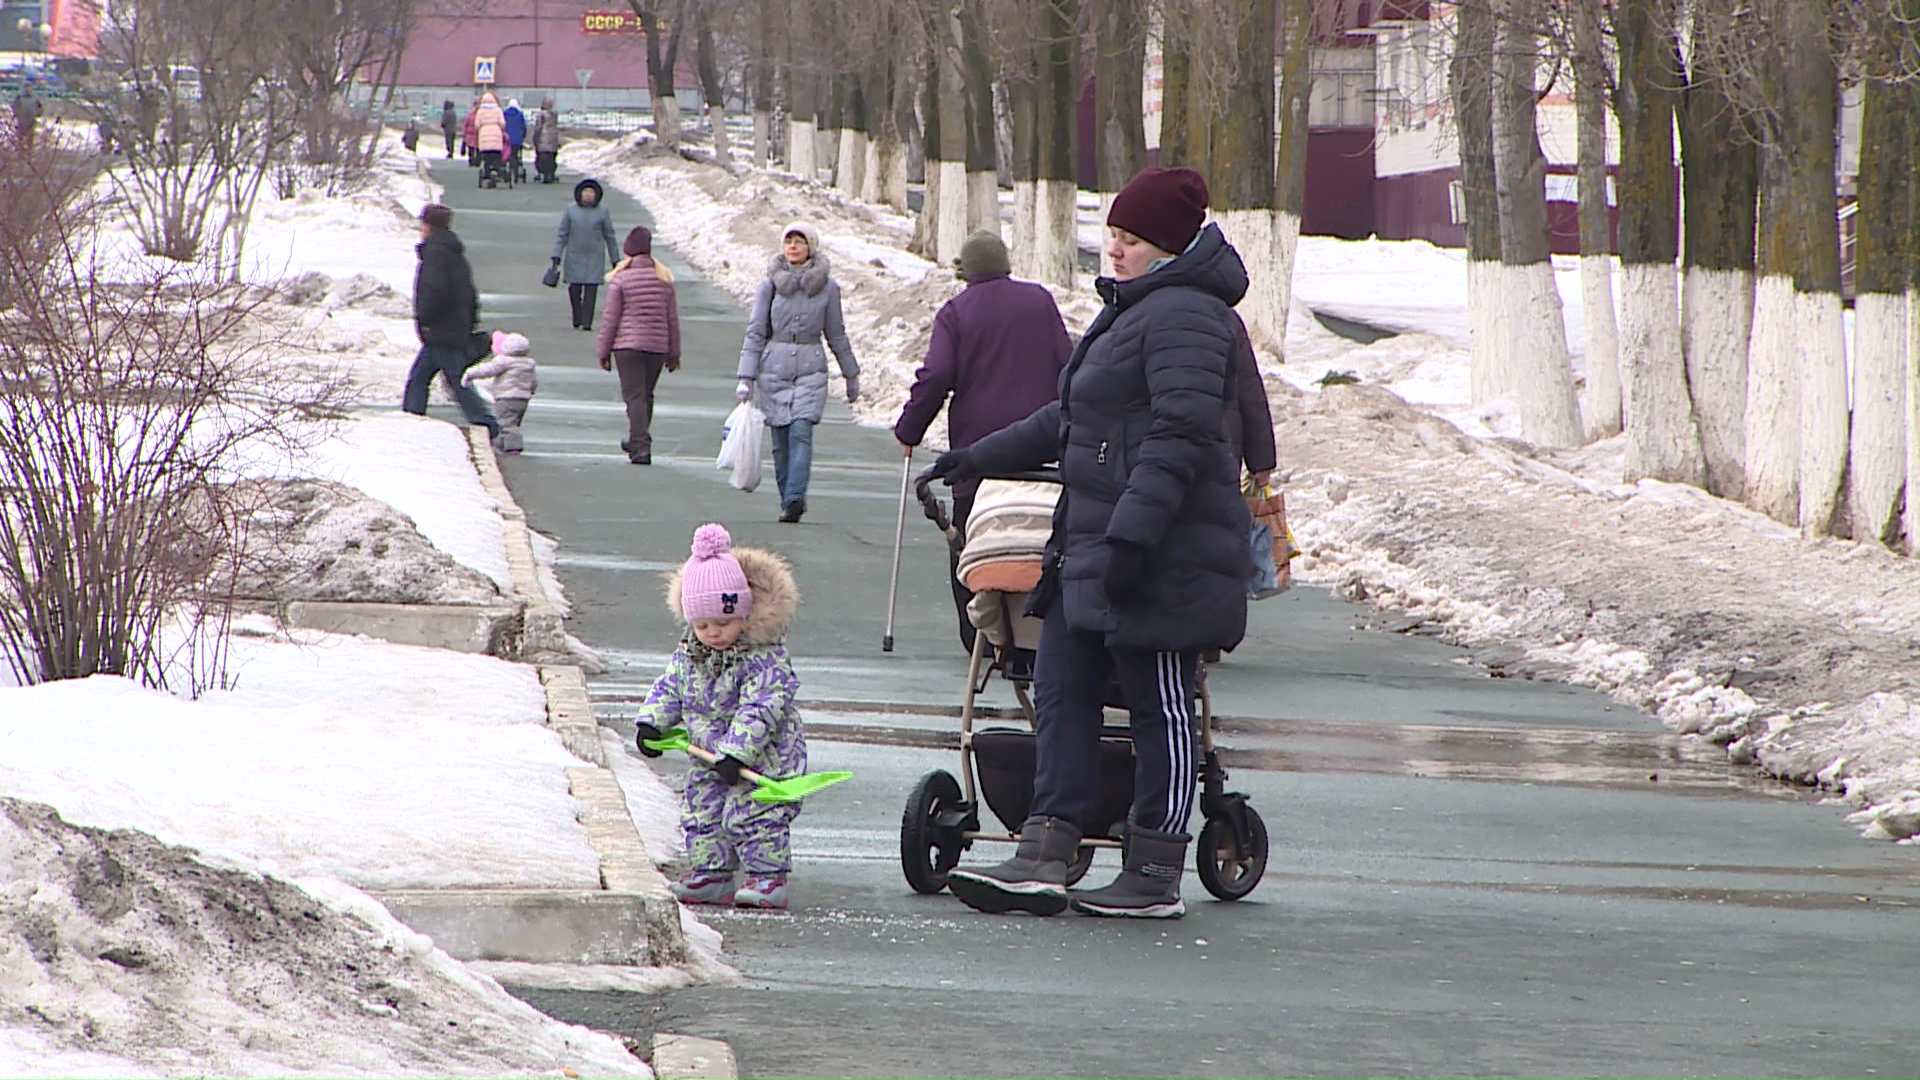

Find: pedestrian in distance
<box><xmin>894</xmin><ymin>230</ymin><xmax>1070</xmax><ymax>653</ymax></box>
<box><xmin>461</xmin><ymin>99</ymin><xmax>480</xmax><ymax>166</ymax></box>
<box><xmin>12</xmin><ymin>84</ymin><xmax>42</xmax><ymax>152</ymax></box>
<box><xmin>402</xmin><ymin>203</ymin><xmax>500</xmax><ymax>441</ymax></box>
<box><xmin>461</xmin><ymin>330</ymin><xmax>538</xmax><ymax>454</ymax></box>
<box><xmin>531</xmin><ymin>97</ymin><xmax>561</xmax><ymax>183</ymax></box>
<box><xmin>736</xmin><ymin>222</ymin><xmax>861</xmax><ymax>524</ymax></box>
<box><xmin>473</xmin><ymin>92</ymin><xmax>507</xmax><ymax>182</ymax></box>
<box><xmin>598</xmin><ymin>225</ymin><xmax>681</xmax><ymax>465</ymax></box>
<box><xmin>502</xmin><ymin>97</ymin><xmax>526</xmax><ymax>177</ymax></box>
<box><xmin>440</xmin><ymin>99</ymin><xmax>459</xmax><ymax>158</ymax></box>
<box><xmin>632</xmin><ymin>523</ymin><xmax>806</xmax><ymax>911</ymax></box>
<box><xmin>400</xmin><ymin>118</ymin><xmax>420</xmax><ymax>152</ymax></box>
<box><xmin>921</xmin><ymin>166</ymin><xmax>1254</xmax><ymax>920</ymax></box>
<box><xmin>551</xmin><ymin>178</ymin><xmax>620</xmax><ymax>330</ymax></box>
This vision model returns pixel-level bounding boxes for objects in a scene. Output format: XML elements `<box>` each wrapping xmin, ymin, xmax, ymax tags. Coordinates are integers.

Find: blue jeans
<box><xmin>770</xmin><ymin>419</ymin><xmax>814</xmax><ymax>507</ymax></box>
<box><xmin>402</xmin><ymin>344</ymin><xmax>499</xmax><ymax>437</ymax></box>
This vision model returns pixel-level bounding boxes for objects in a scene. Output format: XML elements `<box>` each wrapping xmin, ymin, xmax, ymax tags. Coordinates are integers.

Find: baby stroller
<box><xmin>898</xmin><ymin>470</ymin><xmax>1270</xmax><ymax>902</ymax></box>
<box><xmin>508</xmin><ymin>144</ymin><xmax>529</xmax><ymax>186</ymax></box>
<box><xmin>478</xmin><ymin>150</ymin><xmax>513</xmax><ymax>189</ymax></box>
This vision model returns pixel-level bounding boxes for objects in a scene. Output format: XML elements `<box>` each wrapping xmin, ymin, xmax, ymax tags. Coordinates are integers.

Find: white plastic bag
<box><xmin>716</xmin><ymin>400</ymin><xmax>765</xmax><ymax>492</ymax></box>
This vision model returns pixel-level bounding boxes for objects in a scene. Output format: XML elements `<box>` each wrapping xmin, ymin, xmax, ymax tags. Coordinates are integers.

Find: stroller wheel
<box><xmin>901</xmin><ymin>770</ymin><xmax>967</xmax><ymax>894</ymax></box>
<box><xmin>1196</xmin><ymin>806</ymin><xmax>1269</xmax><ymax>901</ymax></box>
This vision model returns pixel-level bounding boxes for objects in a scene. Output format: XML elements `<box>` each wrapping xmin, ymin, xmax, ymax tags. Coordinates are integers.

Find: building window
<box><xmin>1448</xmin><ymin>179</ymin><xmax>1467</xmax><ymax>225</ymax></box>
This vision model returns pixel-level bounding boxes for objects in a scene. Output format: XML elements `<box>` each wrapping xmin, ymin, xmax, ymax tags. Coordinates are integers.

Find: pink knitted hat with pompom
<box><xmin>680</xmin><ymin>524</ymin><xmax>753</xmax><ymax>622</ymax></box>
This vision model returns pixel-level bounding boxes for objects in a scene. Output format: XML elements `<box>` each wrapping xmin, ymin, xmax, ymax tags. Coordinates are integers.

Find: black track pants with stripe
<box><xmin>1029</xmin><ymin>603</ymin><xmax>1200</xmax><ymax>836</ymax></box>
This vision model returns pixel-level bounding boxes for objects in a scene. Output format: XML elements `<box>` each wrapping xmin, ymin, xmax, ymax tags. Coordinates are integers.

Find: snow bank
<box><xmin>0</xmin><ymin>799</ymin><xmax>648</xmax><ymax>1079</ymax></box>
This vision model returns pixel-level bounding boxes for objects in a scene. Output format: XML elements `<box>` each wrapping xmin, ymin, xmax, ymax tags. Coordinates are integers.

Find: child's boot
<box><xmin>735</xmin><ymin>875</ymin><xmax>788</xmax><ymax>910</ymax></box>
<box><xmin>670</xmin><ymin>869</ymin><xmax>736</xmax><ymax>905</ymax></box>
<box><xmin>946</xmin><ymin>815</ymin><xmax>1081</xmax><ymax>916</ymax></box>
<box><xmin>1070</xmin><ymin>825</ymin><xmax>1189</xmax><ymax>919</ymax></box>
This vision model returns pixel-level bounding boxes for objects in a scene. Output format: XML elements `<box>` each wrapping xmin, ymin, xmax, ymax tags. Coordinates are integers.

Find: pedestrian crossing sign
<box><xmin>474</xmin><ymin>57</ymin><xmax>496</xmax><ymax>84</ymax></box>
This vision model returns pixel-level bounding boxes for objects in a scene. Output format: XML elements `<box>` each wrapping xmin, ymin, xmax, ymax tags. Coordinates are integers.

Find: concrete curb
<box><xmin>468</xmin><ymin>427</ymin><xmax>570</xmax><ymax>664</ymax></box>
<box><xmin>651</xmin><ymin>1034</ymin><xmax>739</xmax><ymax>1080</ymax></box>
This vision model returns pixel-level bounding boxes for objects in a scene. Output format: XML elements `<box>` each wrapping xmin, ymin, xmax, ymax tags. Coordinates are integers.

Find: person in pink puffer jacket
<box><xmin>473</xmin><ymin>92</ymin><xmax>508</xmax><ymax>177</ymax></box>
<box><xmin>598</xmin><ymin>225</ymin><xmax>682</xmax><ymax>464</ymax></box>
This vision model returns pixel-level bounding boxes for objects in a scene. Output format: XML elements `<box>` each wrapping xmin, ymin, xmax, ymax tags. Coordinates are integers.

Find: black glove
<box><xmin>1102</xmin><ymin>540</ymin><xmax>1150</xmax><ymax>606</ymax></box>
<box><xmin>712</xmin><ymin>755</ymin><xmax>746</xmax><ymax>786</ymax></box>
<box><xmin>920</xmin><ymin>447</ymin><xmax>978</xmax><ymax>487</ymax></box>
<box><xmin>634</xmin><ymin>722</ymin><xmax>665</xmax><ymax>758</ymax></box>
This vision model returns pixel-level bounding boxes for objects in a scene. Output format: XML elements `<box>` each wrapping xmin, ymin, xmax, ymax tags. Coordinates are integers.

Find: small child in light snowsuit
<box><xmin>633</xmin><ymin>523</ymin><xmax>806</xmax><ymax>910</ymax></box>
<box><xmin>461</xmin><ymin>330</ymin><xmax>538</xmax><ymax>453</ymax></box>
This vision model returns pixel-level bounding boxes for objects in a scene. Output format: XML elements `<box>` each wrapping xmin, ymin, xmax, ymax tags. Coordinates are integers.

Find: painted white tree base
<box><xmin>1682</xmin><ymin>267</ymin><xmax>1754</xmax><ymax>500</ymax></box>
<box><xmin>706</xmin><ymin>106</ymin><xmax>729</xmax><ymax>165</ymax></box>
<box><xmin>1849</xmin><ymin>291</ymin><xmax>1907</xmax><ymax>546</ymax></box>
<box><xmin>786</xmin><ymin>119</ymin><xmax>817</xmax><ymax>181</ymax></box>
<box><xmin>1214</xmin><ymin>208</ymin><xmax>1282</xmax><ymax>353</ymax></box>
<box><xmin>654</xmin><ymin>96</ymin><xmax>683</xmax><ymax>148</ymax></box>
<box><xmin>1798</xmin><ymin>289</ymin><xmax>1848</xmax><ymax>536</ymax></box>
<box><xmin>1581</xmin><ymin>254</ymin><xmax>1622</xmax><ymax>440</ymax></box>
<box><xmin>1744</xmin><ymin>274</ymin><xmax>1802</xmax><ymax>525</ymax></box>
<box><xmin>1908</xmin><ymin>289</ymin><xmax>1920</xmax><ymax>554</ymax></box>
<box><xmin>752</xmin><ymin>111</ymin><xmax>771</xmax><ymax>170</ymax></box>
<box><xmin>1466</xmin><ymin>259</ymin><xmax>1510</xmax><ymax>405</ymax></box>
<box><xmin>1273</xmin><ymin>210</ymin><xmax>1301</xmax><ymax>362</ymax></box>
<box><xmin>1499</xmin><ymin>261</ymin><xmax>1584</xmax><ymax>448</ymax></box>
<box><xmin>936</xmin><ymin>159</ymin><xmax>970</xmax><ymax>267</ymax></box>
<box><xmin>1618</xmin><ymin>263</ymin><xmax>1706</xmax><ymax>484</ymax></box>
<box><xmin>860</xmin><ymin>138</ymin><xmax>884</xmax><ymax>204</ymax></box>
<box><xmin>967</xmin><ymin>172</ymin><xmax>1000</xmax><ymax>239</ymax></box>
<box><xmin>1032</xmin><ymin>178</ymin><xmax>1079</xmax><ymax>289</ymax></box>
<box><xmin>835</xmin><ymin>130</ymin><xmax>868</xmax><ymax>199</ymax></box>
<box><xmin>1095</xmin><ymin>191</ymin><xmax>1117</xmax><ymax>278</ymax></box>
<box><xmin>1011</xmin><ymin>180</ymin><xmax>1037</xmax><ymax>280</ymax></box>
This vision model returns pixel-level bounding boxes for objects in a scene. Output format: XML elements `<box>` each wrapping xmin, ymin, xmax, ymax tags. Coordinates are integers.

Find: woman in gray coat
<box><xmin>736</xmin><ymin>222</ymin><xmax>861</xmax><ymax>523</ymax></box>
<box><xmin>551</xmin><ymin>178</ymin><xmax>620</xmax><ymax>330</ymax></box>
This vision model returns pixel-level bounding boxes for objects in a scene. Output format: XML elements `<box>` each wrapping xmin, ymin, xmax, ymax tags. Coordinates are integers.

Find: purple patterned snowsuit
<box><xmin>638</xmin><ymin>636</ymin><xmax>807</xmax><ymax>875</ymax></box>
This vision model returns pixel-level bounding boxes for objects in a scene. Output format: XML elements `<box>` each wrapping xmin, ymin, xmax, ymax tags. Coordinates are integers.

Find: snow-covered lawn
<box><xmin>0</xmin><ymin>132</ymin><xmax>693</xmax><ymax>1076</ymax></box>
<box><xmin>567</xmin><ymin>133</ymin><xmax>1920</xmax><ymax>845</ymax></box>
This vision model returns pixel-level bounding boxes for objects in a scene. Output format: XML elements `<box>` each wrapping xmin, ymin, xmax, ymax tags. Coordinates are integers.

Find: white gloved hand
<box><xmin>736</xmin><ymin>379</ymin><xmax>753</xmax><ymax>402</ymax></box>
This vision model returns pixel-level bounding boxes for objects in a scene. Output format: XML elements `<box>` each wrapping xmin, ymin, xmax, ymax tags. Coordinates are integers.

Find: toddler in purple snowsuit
<box><xmin>633</xmin><ymin>523</ymin><xmax>806</xmax><ymax>910</ymax></box>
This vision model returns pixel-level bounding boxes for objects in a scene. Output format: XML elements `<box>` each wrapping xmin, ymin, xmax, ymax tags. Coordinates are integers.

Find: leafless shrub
<box><xmin>0</xmin><ymin>133</ymin><xmax>351</xmax><ymax>695</ymax></box>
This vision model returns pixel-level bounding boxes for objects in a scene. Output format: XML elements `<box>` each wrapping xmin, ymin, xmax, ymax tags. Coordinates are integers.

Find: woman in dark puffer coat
<box><xmin>922</xmin><ymin>167</ymin><xmax>1252</xmax><ymax>921</ymax></box>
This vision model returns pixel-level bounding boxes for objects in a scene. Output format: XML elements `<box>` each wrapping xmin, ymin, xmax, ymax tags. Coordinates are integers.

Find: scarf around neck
<box><xmin>767</xmin><ymin>251</ymin><xmax>831</xmax><ymax>297</ymax></box>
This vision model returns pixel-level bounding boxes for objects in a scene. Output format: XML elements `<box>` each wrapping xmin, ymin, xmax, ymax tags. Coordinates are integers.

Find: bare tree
<box><xmin>1029</xmin><ymin>0</ymin><xmax>1080</xmax><ymax>287</ymax></box>
<box><xmin>959</xmin><ymin>1</ymin><xmax>1001</xmax><ymax>238</ymax></box>
<box><xmin>1091</xmin><ymin>0</ymin><xmax>1148</xmax><ymax>274</ymax></box>
<box><xmin>695</xmin><ymin>3</ymin><xmax>732</xmax><ymax>164</ymax></box>
<box><xmin>628</xmin><ymin>0</ymin><xmax>687</xmax><ymax>149</ymax></box>
<box><xmin>1203</xmin><ymin>0</ymin><xmax>1280</xmax><ymax>350</ymax></box>
<box><xmin>1449</xmin><ymin>0</ymin><xmax>1508</xmax><ymax>407</ymax></box>
<box><xmin>1565</xmin><ymin>0</ymin><xmax>1622</xmax><ymax>439</ymax></box>
<box><xmin>1272</xmin><ymin>0</ymin><xmax>1312</xmax><ymax>357</ymax></box>
<box><xmin>0</xmin><ymin>137</ymin><xmax>348</xmax><ymax>694</ymax></box>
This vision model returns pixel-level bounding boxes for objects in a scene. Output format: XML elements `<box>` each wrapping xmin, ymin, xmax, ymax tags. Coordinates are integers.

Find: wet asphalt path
<box><xmin>423</xmin><ymin>157</ymin><xmax>1920</xmax><ymax>1078</ymax></box>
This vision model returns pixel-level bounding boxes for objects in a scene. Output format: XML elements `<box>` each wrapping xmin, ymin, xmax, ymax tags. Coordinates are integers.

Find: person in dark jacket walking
<box><xmin>531</xmin><ymin>97</ymin><xmax>561</xmax><ymax>183</ymax></box>
<box><xmin>598</xmin><ymin>226</ymin><xmax>682</xmax><ymax>464</ymax></box>
<box><xmin>440</xmin><ymin>100</ymin><xmax>459</xmax><ymax>158</ymax></box>
<box><xmin>894</xmin><ymin>231</ymin><xmax>1070</xmax><ymax>652</ymax></box>
<box><xmin>402</xmin><ymin>203</ymin><xmax>499</xmax><ymax>439</ymax></box>
<box><xmin>552</xmin><ymin>178</ymin><xmax>620</xmax><ymax>330</ymax></box>
<box><xmin>922</xmin><ymin>167</ymin><xmax>1252</xmax><ymax>920</ymax></box>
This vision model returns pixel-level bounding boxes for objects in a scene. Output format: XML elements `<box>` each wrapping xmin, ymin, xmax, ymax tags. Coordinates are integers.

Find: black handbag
<box><xmin>541</xmin><ymin>263</ymin><xmax>560</xmax><ymax>288</ymax></box>
<box><xmin>465</xmin><ymin>330</ymin><xmax>492</xmax><ymax>367</ymax></box>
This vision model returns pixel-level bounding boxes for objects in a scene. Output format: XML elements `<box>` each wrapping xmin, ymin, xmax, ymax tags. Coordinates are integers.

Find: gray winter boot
<box><xmin>1070</xmin><ymin>825</ymin><xmax>1189</xmax><ymax>919</ymax></box>
<box><xmin>947</xmin><ymin>815</ymin><xmax>1082</xmax><ymax>916</ymax></box>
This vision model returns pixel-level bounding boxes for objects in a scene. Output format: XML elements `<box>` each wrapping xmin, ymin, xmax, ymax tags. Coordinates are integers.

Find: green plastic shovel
<box><xmin>642</xmin><ymin>727</ymin><xmax>852</xmax><ymax>805</ymax></box>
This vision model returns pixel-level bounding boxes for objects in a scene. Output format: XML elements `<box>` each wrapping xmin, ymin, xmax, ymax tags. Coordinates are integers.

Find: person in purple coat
<box><xmin>894</xmin><ymin>231</ymin><xmax>1071</xmax><ymax>652</ymax></box>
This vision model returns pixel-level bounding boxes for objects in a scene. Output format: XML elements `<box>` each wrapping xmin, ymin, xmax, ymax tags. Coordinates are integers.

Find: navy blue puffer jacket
<box><xmin>964</xmin><ymin>224</ymin><xmax>1253</xmax><ymax>653</ymax></box>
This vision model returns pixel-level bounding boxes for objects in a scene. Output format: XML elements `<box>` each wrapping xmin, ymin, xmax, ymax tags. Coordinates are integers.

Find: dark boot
<box><xmin>1071</xmin><ymin>825</ymin><xmax>1189</xmax><ymax>919</ymax></box>
<box><xmin>947</xmin><ymin>815</ymin><xmax>1081</xmax><ymax>916</ymax></box>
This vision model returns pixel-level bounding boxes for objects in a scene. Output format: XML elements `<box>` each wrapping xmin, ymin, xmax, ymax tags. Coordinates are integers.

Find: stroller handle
<box><xmin>914</xmin><ymin>467</ymin><xmax>1062</xmax><ymax>533</ymax></box>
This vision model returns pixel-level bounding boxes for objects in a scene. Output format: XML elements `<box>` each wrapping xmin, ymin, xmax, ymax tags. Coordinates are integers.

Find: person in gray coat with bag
<box><xmin>550</xmin><ymin>178</ymin><xmax>620</xmax><ymax>330</ymax></box>
<box><xmin>736</xmin><ymin>222</ymin><xmax>861</xmax><ymax>524</ymax></box>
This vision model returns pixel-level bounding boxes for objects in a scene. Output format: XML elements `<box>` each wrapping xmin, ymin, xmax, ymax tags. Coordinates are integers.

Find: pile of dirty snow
<box><xmin>0</xmin><ymin>799</ymin><xmax>650</xmax><ymax>1079</ymax></box>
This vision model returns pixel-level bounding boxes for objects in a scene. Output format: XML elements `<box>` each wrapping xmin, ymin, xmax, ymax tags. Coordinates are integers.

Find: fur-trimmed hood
<box><xmin>664</xmin><ymin>545</ymin><xmax>798</xmax><ymax>645</ymax></box>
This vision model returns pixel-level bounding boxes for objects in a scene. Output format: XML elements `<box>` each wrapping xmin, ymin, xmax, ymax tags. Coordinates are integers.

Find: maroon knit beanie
<box><xmin>1107</xmin><ymin>167</ymin><xmax>1210</xmax><ymax>255</ymax></box>
<box><xmin>624</xmin><ymin>225</ymin><xmax>653</xmax><ymax>257</ymax></box>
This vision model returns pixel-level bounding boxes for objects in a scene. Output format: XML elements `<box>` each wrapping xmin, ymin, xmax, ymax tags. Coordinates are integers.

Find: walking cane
<box><xmin>883</xmin><ymin>448</ymin><xmax>913</xmax><ymax>652</ymax></box>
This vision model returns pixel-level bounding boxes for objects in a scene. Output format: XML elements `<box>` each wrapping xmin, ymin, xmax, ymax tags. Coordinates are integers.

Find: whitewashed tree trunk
<box><xmin>1495</xmin><ymin>262</ymin><xmax>1584</xmax><ymax>447</ymax></box>
<box><xmin>861</xmin><ymin>137</ymin><xmax>884</xmax><ymax>204</ymax></box>
<box><xmin>937</xmin><ymin>158</ymin><xmax>970</xmax><ymax>265</ymax></box>
<box><xmin>1213</xmin><ymin>209</ymin><xmax>1283</xmax><ymax>353</ymax></box>
<box><xmin>655</xmin><ymin>96</ymin><xmax>682</xmax><ymax>150</ymax></box>
<box><xmin>1467</xmin><ymin>259</ymin><xmax>1510</xmax><ymax>404</ymax></box>
<box><xmin>1581</xmin><ymin>256</ymin><xmax>1622</xmax><ymax>439</ymax></box>
<box><xmin>817</xmin><ymin>127</ymin><xmax>838</xmax><ymax>184</ymax></box>
<box><xmin>836</xmin><ymin>129</ymin><xmax>868</xmax><ymax>198</ymax></box>
<box><xmin>1798</xmin><ymin>291</ymin><xmax>1849</xmax><ymax>535</ymax></box>
<box><xmin>1744</xmin><ymin>274</ymin><xmax>1802</xmax><ymax>523</ymax></box>
<box><xmin>966</xmin><ymin>171</ymin><xmax>1001</xmax><ymax>238</ymax></box>
<box><xmin>1031</xmin><ymin>178</ymin><xmax>1078</xmax><ymax>288</ymax></box>
<box><xmin>1618</xmin><ymin>263</ymin><xmax>1706</xmax><ymax>482</ymax></box>
<box><xmin>752</xmin><ymin>109</ymin><xmax>771</xmax><ymax>169</ymax></box>
<box><xmin>1272</xmin><ymin>209</ymin><xmax>1301</xmax><ymax>361</ymax></box>
<box><xmin>1011</xmin><ymin>180</ymin><xmax>1038</xmax><ymax>279</ymax></box>
<box><xmin>787</xmin><ymin>118</ymin><xmax>818</xmax><ymax>180</ymax></box>
<box><xmin>1096</xmin><ymin>191</ymin><xmax>1117</xmax><ymax>277</ymax></box>
<box><xmin>1850</xmin><ymin>291</ymin><xmax>1908</xmax><ymax>546</ymax></box>
<box><xmin>882</xmin><ymin>141</ymin><xmax>910</xmax><ymax>214</ymax></box>
<box><xmin>1907</xmin><ymin>288</ymin><xmax>1920</xmax><ymax>554</ymax></box>
<box><xmin>1682</xmin><ymin>267</ymin><xmax>1755</xmax><ymax>500</ymax></box>
<box><xmin>912</xmin><ymin>154</ymin><xmax>943</xmax><ymax>259</ymax></box>
<box><xmin>707</xmin><ymin>104</ymin><xmax>730</xmax><ymax>165</ymax></box>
